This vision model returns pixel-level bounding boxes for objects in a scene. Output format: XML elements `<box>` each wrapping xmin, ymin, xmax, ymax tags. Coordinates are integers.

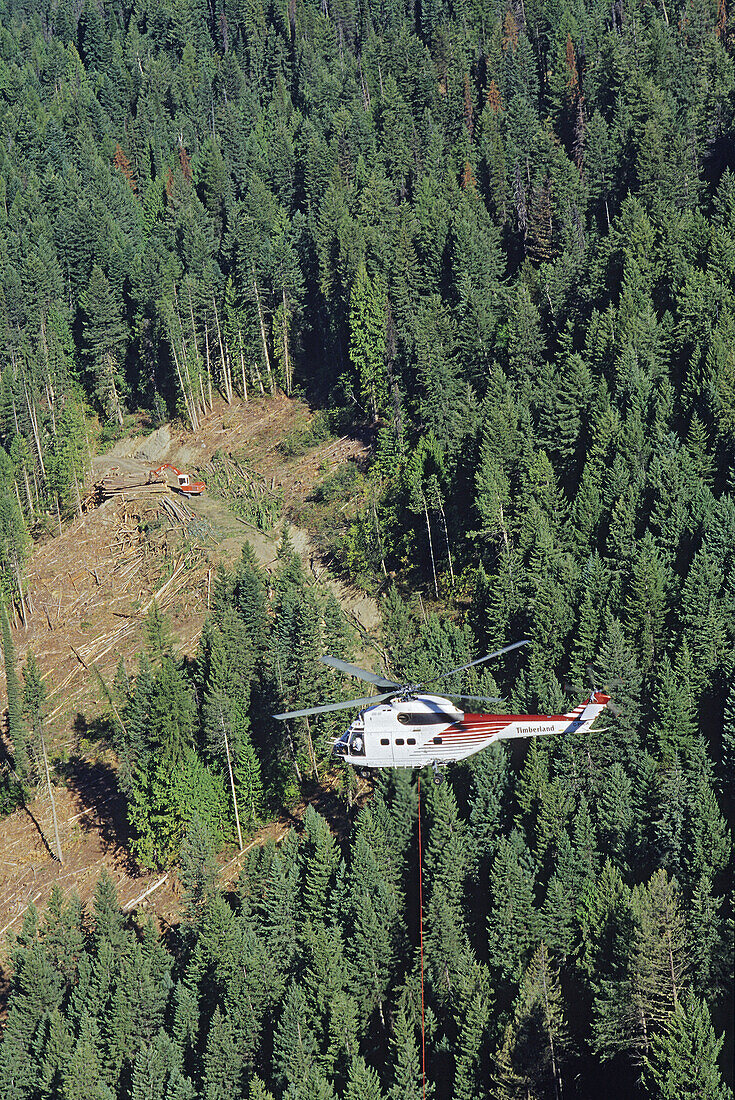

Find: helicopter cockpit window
<box><xmin>397</xmin><ymin>712</ymin><xmax>458</xmax><ymax>725</ymax></box>
<box><xmin>349</xmin><ymin>731</ymin><xmax>366</xmax><ymax>757</ymax></box>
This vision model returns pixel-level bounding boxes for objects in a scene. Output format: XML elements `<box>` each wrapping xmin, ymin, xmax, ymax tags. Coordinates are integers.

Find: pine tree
<box><xmin>578</xmin><ymin>859</ymin><xmax>632</xmax><ymax>981</ymax></box>
<box><xmin>248</xmin><ymin>1079</ymin><xmax>276</xmax><ymax>1100</ymax></box>
<box><xmin>39</xmin><ymin>1007</ymin><xmax>74</xmax><ymax>1098</ymax></box>
<box><xmin>80</xmin><ymin>265</ymin><xmax>127</xmax><ymax>426</ymax></box>
<box><xmin>684</xmin><ymin>773</ymin><xmax>730</xmax><ymax>890</ymax></box>
<box><xmin>46</xmin><ymin>399</ymin><xmax>88</xmax><ymax>518</ymax></box>
<box><xmin>649</xmin><ymin>754</ymin><xmax>687</xmax><ymax>881</ymax></box>
<box><xmin>350</xmin><ymin>264</ymin><xmax>388</xmax><ymax>421</ymax></box>
<box><xmin>272</xmin><ymin>982</ymin><xmax>318</xmax><ymax>1092</ymax></box>
<box><xmin>592</xmin><ymin>618</ymin><xmax>644</xmax><ymax>770</ymax></box>
<box><xmin>346</xmin><ymin>841</ymin><xmax>397</xmax><ymax>1024</ymax></box>
<box><xmin>40</xmin><ymin>885</ymin><xmax>84</xmax><ymax>984</ymax></box>
<box><xmin>254</xmin><ymin>850</ymin><xmax>300</xmax><ymax>1003</ymax></box>
<box><xmin>680</xmin><ymin>547</ymin><xmax>728</xmax><ymax>692</ymax></box>
<box><xmin>149</xmin><ymin>656</ymin><xmax>196</xmax><ymax>765</ymax></box>
<box><xmin>23</xmin><ymin>652</ymin><xmax>63</xmax><ymax>863</ymax></box>
<box><xmin>92</xmin><ymin>870</ymin><xmax>126</xmax><ymax>950</ymax></box>
<box><xmin>468</xmin><ymin>743</ymin><xmax>509</xmax><ymax>868</ymax></box>
<box><xmin>1</xmin><ymin>599</ymin><xmax>29</xmax><ymax>779</ymax></box>
<box><xmin>180</xmin><ymin>812</ymin><xmax>217</xmax><ymax>919</ymax></box>
<box><xmin>63</xmin><ymin>1013</ymin><xmax>113</xmax><ymax>1100</ymax></box>
<box><xmin>453</xmin><ymin>989</ymin><xmax>491</xmax><ymax>1100</ymax></box>
<box><xmin>300</xmin><ymin>805</ymin><xmax>340</xmax><ymax>925</ymax></box>
<box><xmin>624</xmin><ymin>533</ymin><xmax>669</xmax><ymax>671</ymax></box>
<box><xmin>687</xmin><ymin>874</ymin><xmax>727</xmax><ymax>998</ymax></box>
<box><xmin>596</xmin><ymin>762</ymin><xmax>635</xmax><ymax>871</ymax></box>
<box><xmin>649</xmin><ymin>654</ymin><xmax>698</xmax><ymax>762</ymax></box>
<box><xmin>172</xmin><ymin>981</ymin><xmax>199</xmax><ymax>1079</ymax></box>
<box><xmin>630</xmin><ymin>871</ymin><xmax>689</xmax><ymax>1035</ymax></box>
<box><xmin>494</xmin><ymin>943</ymin><xmax>572</xmax><ymax>1100</ymax></box>
<box><xmin>592</xmin><ymin>869</ymin><xmax>689</xmax><ymax>1064</ymax></box>
<box><xmin>388</xmin><ymin>999</ymin><xmax>428</xmax><ymax>1100</ymax></box>
<box><xmin>641</xmin><ymin>992</ymin><xmax>730</xmax><ymax>1100</ymax></box>
<box><xmin>344</xmin><ymin>1057</ymin><xmax>385</xmax><ymax>1100</ymax></box>
<box><xmin>0</xmin><ymin>488</ymin><xmax>30</xmax><ymax>621</ymax></box>
<box><xmin>145</xmin><ymin>602</ymin><xmax>175</xmax><ymax>666</ymax></box>
<box><xmin>203</xmin><ymin>1007</ymin><xmax>245</xmax><ymax>1100</ymax></box>
<box><xmin>487</xmin><ymin>832</ymin><xmax>540</xmax><ymax>982</ymax></box>
<box><xmin>129</xmin><ymin>1030</ymin><xmax>196</xmax><ymax>1100</ymax></box>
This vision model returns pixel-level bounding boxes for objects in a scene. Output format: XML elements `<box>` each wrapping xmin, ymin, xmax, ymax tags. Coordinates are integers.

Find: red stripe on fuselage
<box><xmin>437</xmin><ymin>712</ymin><xmax>571</xmax><ymax>741</ymax></box>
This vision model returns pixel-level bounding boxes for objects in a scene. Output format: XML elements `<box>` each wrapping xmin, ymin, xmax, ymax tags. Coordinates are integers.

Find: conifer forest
<box><xmin>0</xmin><ymin>0</ymin><xmax>733</xmax><ymax>1090</ymax></box>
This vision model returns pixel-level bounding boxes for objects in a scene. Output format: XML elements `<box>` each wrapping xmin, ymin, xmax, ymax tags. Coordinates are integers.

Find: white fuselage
<box><xmin>333</xmin><ymin>693</ymin><xmax>610</xmax><ymax>769</ymax></box>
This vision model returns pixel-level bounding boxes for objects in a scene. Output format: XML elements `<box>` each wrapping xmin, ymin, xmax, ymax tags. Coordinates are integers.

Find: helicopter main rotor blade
<box><xmin>428</xmin><ymin>640</ymin><xmax>531</xmax><ymax>686</ymax></box>
<box><xmin>273</xmin><ymin>689</ymin><xmax>396</xmax><ymax>721</ymax></box>
<box><xmin>320</xmin><ymin>655</ymin><xmax>401</xmax><ymax>690</ymax></box>
<box><xmin>446</xmin><ymin>693</ymin><xmax>505</xmax><ymax>704</ymax></box>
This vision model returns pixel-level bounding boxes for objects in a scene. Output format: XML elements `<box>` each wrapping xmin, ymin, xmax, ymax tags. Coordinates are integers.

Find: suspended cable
<box><xmin>417</xmin><ymin>774</ymin><xmax>426</xmax><ymax>1100</ymax></box>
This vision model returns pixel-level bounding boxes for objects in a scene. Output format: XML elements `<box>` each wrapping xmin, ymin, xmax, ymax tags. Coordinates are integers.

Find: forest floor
<box><xmin>0</xmin><ymin>394</ymin><xmax>379</xmax><ymax>956</ymax></box>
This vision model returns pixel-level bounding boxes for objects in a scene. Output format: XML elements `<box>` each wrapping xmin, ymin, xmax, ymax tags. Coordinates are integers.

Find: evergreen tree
<box><xmin>272</xmin><ymin>982</ymin><xmax>318</xmax><ymax>1092</ymax></box>
<box><xmin>80</xmin><ymin>265</ymin><xmax>127</xmax><ymax>426</ymax></box>
<box><xmin>1</xmin><ymin>599</ymin><xmax>29</xmax><ymax>779</ymax></box>
<box><xmin>349</xmin><ymin>264</ymin><xmax>388</xmax><ymax>422</ymax></box>
<box><xmin>388</xmin><ymin>999</ymin><xmax>428</xmax><ymax>1100</ymax></box>
<box><xmin>23</xmin><ymin>652</ymin><xmax>63</xmax><ymax>863</ymax></box>
<box><xmin>486</xmin><ymin>832</ymin><xmax>540</xmax><ymax>982</ymax></box>
<box><xmin>203</xmin><ymin>1007</ymin><xmax>245</xmax><ymax>1100</ymax></box>
<box><xmin>344</xmin><ymin>1056</ymin><xmax>385</xmax><ymax>1100</ymax></box>
<box><xmin>180</xmin><ymin>811</ymin><xmax>217</xmax><ymax>918</ymax></box>
<box><xmin>494</xmin><ymin>943</ymin><xmax>572</xmax><ymax>1100</ymax></box>
<box><xmin>641</xmin><ymin>992</ymin><xmax>731</xmax><ymax>1100</ymax></box>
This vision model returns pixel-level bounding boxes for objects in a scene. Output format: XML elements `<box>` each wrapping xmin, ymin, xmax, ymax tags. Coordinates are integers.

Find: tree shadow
<box><xmin>22</xmin><ymin>801</ymin><xmax>57</xmax><ymax>861</ymax></box>
<box><xmin>285</xmin><ymin>775</ymin><xmax>367</xmax><ymax>841</ymax></box>
<box><xmin>1</xmin><ymin>714</ymin><xmax>58</xmax><ymax>860</ymax></box>
<box><xmin>62</xmin><ymin>753</ymin><xmax>137</xmax><ymax>874</ymax></box>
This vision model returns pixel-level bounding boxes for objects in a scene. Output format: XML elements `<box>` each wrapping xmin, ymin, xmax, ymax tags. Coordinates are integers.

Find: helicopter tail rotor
<box><xmin>564</xmin><ymin>667</ymin><xmax>623</xmax><ymax>719</ymax></box>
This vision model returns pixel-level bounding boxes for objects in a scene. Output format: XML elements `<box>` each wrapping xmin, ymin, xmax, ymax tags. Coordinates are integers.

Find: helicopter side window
<box><xmin>395</xmin><ymin>738</ymin><xmax>405</xmax><ymax>746</ymax></box>
<box><xmin>380</xmin><ymin>738</ymin><xmax>389</xmax><ymax>746</ymax></box>
<box><xmin>407</xmin><ymin>738</ymin><xmax>416</xmax><ymax>745</ymax></box>
<box><xmin>432</xmin><ymin>737</ymin><xmax>443</xmax><ymax>745</ymax></box>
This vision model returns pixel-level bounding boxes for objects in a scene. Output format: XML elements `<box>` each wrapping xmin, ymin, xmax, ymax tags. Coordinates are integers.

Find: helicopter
<box><xmin>273</xmin><ymin>641</ymin><xmax>613</xmax><ymax>783</ymax></box>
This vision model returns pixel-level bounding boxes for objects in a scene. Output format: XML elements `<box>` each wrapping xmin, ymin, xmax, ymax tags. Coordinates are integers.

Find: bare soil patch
<box><xmin>0</xmin><ymin>760</ymin><xmax>372</xmax><ymax>950</ymax></box>
<box><xmin>1</xmin><ymin>394</ymin><xmax>379</xmax><ymax>954</ymax></box>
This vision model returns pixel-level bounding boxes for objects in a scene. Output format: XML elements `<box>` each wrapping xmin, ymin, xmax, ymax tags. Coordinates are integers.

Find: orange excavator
<box><xmin>149</xmin><ymin>464</ymin><xmax>206</xmax><ymax>497</ymax></box>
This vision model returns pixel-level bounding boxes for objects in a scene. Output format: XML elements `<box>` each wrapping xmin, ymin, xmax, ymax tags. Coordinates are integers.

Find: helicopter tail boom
<box><xmin>563</xmin><ymin>690</ymin><xmax>610</xmax><ymax>722</ymax></box>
